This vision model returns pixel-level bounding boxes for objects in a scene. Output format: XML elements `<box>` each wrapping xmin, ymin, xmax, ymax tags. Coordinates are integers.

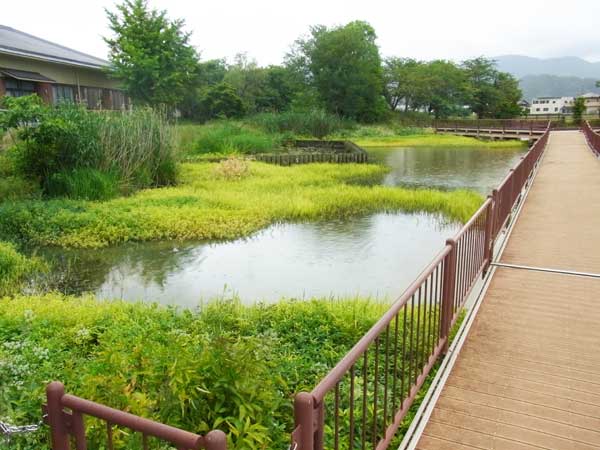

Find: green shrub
<box><xmin>0</xmin><ymin>97</ymin><xmax>178</xmax><ymax>198</ymax></box>
<box><xmin>250</xmin><ymin>110</ymin><xmax>355</xmax><ymax>138</ymax></box>
<box><xmin>193</xmin><ymin>122</ymin><xmax>280</xmax><ymax>154</ymax></box>
<box><xmin>0</xmin><ymin>242</ymin><xmax>46</xmax><ymax>296</ymax></box>
<box><xmin>10</xmin><ymin>101</ymin><xmax>103</xmax><ymax>192</ymax></box>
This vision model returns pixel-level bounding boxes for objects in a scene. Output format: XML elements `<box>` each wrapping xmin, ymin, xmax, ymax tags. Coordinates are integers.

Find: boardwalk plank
<box><xmin>416</xmin><ymin>131</ymin><xmax>600</xmax><ymax>449</ymax></box>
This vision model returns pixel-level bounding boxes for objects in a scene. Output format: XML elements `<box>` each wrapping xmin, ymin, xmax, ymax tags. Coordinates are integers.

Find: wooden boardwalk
<box><xmin>416</xmin><ymin>131</ymin><xmax>600</xmax><ymax>450</ymax></box>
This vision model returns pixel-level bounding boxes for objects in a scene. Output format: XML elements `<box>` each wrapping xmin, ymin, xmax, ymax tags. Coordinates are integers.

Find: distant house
<box><xmin>581</xmin><ymin>93</ymin><xmax>600</xmax><ymax>115</ymax></box>
<box><xmin>529</xmin><ymin>96</ymin><xmax>573</xmax><ymax>115</ymax></box>
<box><xmin>0</xmin><ymin>25</ymin><xmax>128</xmax><ymax>109</ymax></box>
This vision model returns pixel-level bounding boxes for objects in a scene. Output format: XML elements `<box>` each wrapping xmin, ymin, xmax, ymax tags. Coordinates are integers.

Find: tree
<box><xmin>104</xmin><ymin>0</ymin><xmax>199</xmax><ymax>108</ymax></box>
<box><xmin>383</xmin><ymin>57</ymin><xmax>421</xmax><ymax>111</ymax></box>
<box><xmin>224</xmin><ymin>55</ymin><xmax>295</xmax><ymax>114</ymax></box>
<box><xmin>572</xmin><ymin>97</ymin><xmax>586</xmax><ymax>124</ymax></box>
<box><xmin>462</xmin><ymin>57</ymin><xmax>522</xmax><ymax>118</ymax></box>
<box><xmin>287</xmin><ymin>21</ymin><xmax>385</xmax><ymax>122</ymax></box>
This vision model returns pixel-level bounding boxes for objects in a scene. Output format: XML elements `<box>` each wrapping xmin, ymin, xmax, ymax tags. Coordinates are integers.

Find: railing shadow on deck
<box><xmin>290</xmin><ymin>124</ymin><xmax>551</xmax><ymax>450</ymax></box>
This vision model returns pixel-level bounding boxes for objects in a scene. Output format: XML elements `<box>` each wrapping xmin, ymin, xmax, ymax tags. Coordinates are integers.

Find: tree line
<box><xmin>106</xmin><ymin>0</ymin><xmax>523</xmax><ymax>122</ymax></box>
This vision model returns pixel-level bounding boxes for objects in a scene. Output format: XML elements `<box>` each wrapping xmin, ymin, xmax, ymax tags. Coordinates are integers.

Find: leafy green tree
<box><xmin>104</xmin><ymin>0</ymin><xmax>199</xmax><ymax>108</ymax></box>
<box><xmin>224</xmin><ymin>55</ymin><xmax>295</xmax><ymax>113</ymax></box>
<box><xmin>383</xmin><ymin>57</ymin><xmax>421</xmax><ymax>111</ymax></box>
<box><xmin>288</xmin><ymin>21</ymin><xmax>386</xmax><ymax>122</ymax></box>
<box><xmin>572</xmin><ymin>97</ymin><xmax>586</xmax><ymax>124</ymax></box>
<box><xmin>462</xmin><ymin>57</ymin><xmax>522</xmax><ymax>118</ymax></box>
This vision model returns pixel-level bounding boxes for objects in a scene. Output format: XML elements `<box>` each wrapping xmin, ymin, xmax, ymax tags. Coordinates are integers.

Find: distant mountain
<box><xmin>519</xmin><ymin>75</ymin><xmax>600</xmax><ymax>101</ymax></box>
<box><xmin>494</xmin><ymin>55</ymin><xmax>600</xmax><ymax>79</ymax></box>
<box><xmin>492</xmin><ymin>55</ymin><xmax>600</xmax><ymax>100</ymax></box>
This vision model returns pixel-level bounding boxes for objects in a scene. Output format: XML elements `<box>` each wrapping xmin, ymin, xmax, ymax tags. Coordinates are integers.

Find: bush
<box><xmin>0</xmin><ymin>295</ymin><xmax>390</xmax><ymax>449</ymax></box>
<box><xmin>0</xmin><ymin>96</ymin><xmax>178</xmax><ymax>199</ymax></box>
<box><xmin>193</xmin><ymin>122</ymin><xmax>280</xmax><ymax>154</ymax></box>
<box><xmin>250</xmin><ymin>110</ymin><xmax>355</xmax><ymax>138</ymax></box>
<box><xmin>0</xmin><ymin>242</ymin><xmax>46</xmax><ymax>296</ymax></box>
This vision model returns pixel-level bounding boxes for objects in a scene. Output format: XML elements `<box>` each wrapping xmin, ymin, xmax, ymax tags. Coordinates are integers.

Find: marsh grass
<box><xmin>191</xmin><ymin>122</ymin><xmax>283</xmax><ymax>155</ymax></box>
<box><xmin>0</xmin><ymin>162</ymin><xmax>482</xmax><ymax>248</ymax></box>
<box><xmin>249</xmin><ymin>110</ymin><xmax>355</xmax><ymax>138</ymax></box>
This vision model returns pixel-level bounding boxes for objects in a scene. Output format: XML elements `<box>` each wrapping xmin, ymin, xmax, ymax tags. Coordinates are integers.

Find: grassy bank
<box><xmin>0</xmin><ymin>293</ymin><xmax>447</xmax><ymax>449</ymax></box>
<box><xmin>0</xmin><ymin>161</ymin><xmax>482</xmax><ymax>249</ymax></box>
<box><xmin>352</xmin><ymin>133</ymin><xmax>528</xmax><ymax>149</ymax></box>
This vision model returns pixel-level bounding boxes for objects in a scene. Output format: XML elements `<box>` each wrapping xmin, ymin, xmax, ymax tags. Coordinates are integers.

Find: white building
<box><xmin>529</xmin><ymin>96</ymin><xmax>574</xmax><ymax>115</ymax></box>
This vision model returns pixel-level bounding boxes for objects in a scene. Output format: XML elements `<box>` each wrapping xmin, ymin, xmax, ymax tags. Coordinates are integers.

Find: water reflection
<box><xmin>367</xmin><ymin>146</ymin><xmax>525</xmax><ymax>193</ymax></box>
<box><xmin>38</xmin><ymin>213</ymin><xmax>459</xmax><ymax>306</ymax></box>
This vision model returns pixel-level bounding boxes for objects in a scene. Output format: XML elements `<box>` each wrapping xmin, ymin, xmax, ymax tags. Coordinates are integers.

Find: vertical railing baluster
<box><xmin>361</xmin><ymin>351</ymin><xmax>368</xmax><ymax>450</ymax></box>
<box><xmin>349</xmin><ymin>365</ymin><xmax>355</xmax><ymax>450</ymax></box>
<box><xmin>383</xmin><ymin>324</ymin><xmax>390</xmax><ymax>432</ymax></box>
<box><xmin>334</xmin><ymin>382</ymin><xmax>340</xmax><ymax>450</ymax></box>
<box><xmin>391</xmin><ymin>314</ymin><xmax>399</xmax><ymax>416</ymax></box>
<box><xmin>414</xmin><ymin>288</ymin><xmax>421</xmax><ymax>384</ymax></box>
<box><xmin>107</xmin><ymin>422</ymin><xmax>114</xmax><ymax>450</ymax></box>
<box><xmin>372</xmin><ymin>336</ymin><xmax>379</xmax><ymax>447</ymax></box>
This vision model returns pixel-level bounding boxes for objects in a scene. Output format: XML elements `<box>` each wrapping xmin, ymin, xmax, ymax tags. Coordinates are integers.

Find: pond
<box><xmin>367</xmin><ymin>146</ymin><xmax>526</xmax><ymax>194</ymax></box>
<box><xmin>36</xmin><ymin>145</ymin><xmax>526</xmax><ymax>305</ymax></box>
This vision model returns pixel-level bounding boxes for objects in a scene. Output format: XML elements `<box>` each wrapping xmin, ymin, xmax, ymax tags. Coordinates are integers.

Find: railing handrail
<box><xmin>311</xmin><ymin>245</ymin><xmax>452</xmax><ymax>402</ymax></box>
<box><xmin>46</xmin><ymin>382</ymin><xmax>227</xmax><ymax>450</ymax></box>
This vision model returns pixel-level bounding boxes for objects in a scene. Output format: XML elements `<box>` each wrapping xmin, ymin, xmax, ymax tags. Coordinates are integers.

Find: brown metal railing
<box><xmin>434</xmin><ymin>119</ymin><xmax>550</xmax><ymax>133</ymax></box>
<box><xmin>291</xmin><ymin>125</ymin><xmax>552</xmax><ymax>450</ymax></box>
<box><xmin>582</xmin><ymin>121</ymin><xmax>600</xmax><ymax>157</ymax></box>
<box><xmin>44</xmin><ymin>382</ymin><xmax>227</xmax><ymax>450</ymax></box>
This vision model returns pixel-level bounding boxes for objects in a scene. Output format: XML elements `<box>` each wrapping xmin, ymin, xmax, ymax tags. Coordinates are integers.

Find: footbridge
<box><xmin>290</xmin><ymin>122</ymin><xmax>600</xmax><ymax>450</ymax></box>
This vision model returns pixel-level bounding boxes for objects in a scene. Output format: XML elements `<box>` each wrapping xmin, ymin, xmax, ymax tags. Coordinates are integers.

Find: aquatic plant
<box><xmin>0</xmin><ymin>162</ymin><xmax>482</xmax><ymax>248</ymax></box>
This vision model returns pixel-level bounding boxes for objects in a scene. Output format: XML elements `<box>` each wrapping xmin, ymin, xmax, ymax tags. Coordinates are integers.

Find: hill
<box><xmin>494</xmin><ymin>55</ymin><xmax>600</xmax><ymax>79</ymax></box>
<box><xmin>492</xmin><ymin>55</ymin><xmax>600</xmax><ymax>100</ymax></box>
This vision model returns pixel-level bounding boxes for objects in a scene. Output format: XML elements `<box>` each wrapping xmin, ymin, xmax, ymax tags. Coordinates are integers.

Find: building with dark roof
<box><xmin>0</xmin><ymin>25</ymin><xmax>128</xmax><ymax>109</ymax></box>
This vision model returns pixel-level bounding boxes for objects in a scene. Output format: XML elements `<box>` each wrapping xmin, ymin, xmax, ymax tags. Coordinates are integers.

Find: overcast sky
<box><xmin>5</xmin><ymin>0</ymin><xmax>600</xmax><ymax>65</ymax></box>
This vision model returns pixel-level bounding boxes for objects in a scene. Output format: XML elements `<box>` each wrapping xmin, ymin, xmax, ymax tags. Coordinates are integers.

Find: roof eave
<box><xmin>0</xmin><ymin>47</ymin><xmax>109</xmax><ymax>71</ymax></box>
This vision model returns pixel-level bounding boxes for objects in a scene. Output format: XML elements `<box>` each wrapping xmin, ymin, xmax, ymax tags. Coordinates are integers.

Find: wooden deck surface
<box><xmin>416</xmin><ymin>131</ymin><xmax>600</xmax><ymax>450</ymax></box>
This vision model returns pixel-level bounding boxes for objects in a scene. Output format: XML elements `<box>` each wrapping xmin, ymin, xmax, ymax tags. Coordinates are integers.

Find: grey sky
<box><xmin>6</xmin><ymin>0</ymin><xmax>600</xmax><ymax>65</ymax></box>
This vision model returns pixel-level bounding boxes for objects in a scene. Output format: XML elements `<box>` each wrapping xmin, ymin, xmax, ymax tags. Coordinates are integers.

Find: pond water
<box><xmin>367</xmin><ymin>146</ymin><xmax>526</xmax><ymax>194</ymax></box>
<box><xmin>36</xmin><ymin>145</ymin><xmax>526</xmax><ymax>305</ymax></box>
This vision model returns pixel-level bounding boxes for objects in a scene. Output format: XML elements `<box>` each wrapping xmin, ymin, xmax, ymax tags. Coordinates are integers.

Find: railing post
<box><xmin>483</xmin><ymin>197</ymin><xmax>494</xmax><ymax>274</ymax></box>
<box><xmin>205</xmin><ymin>430</ymin><xmax>228</xmax><ymax>450</ymax></box>
<box><xmin>47</xmin><ymin>382</ymin><xmax>70</xmax><ymax>450</ymax></box>
<box><xmin>294</xmin><ymin>392</ymin><xmax>316</xmax><ymax>450</ymax></box>
<box><xmin>441</xmin><ymin>239</ymin><xmax>457</xmax><ymax>354</ymax></box>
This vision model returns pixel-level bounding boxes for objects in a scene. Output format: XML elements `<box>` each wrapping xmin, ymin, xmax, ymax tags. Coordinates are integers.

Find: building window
<box><xmin>536</xmin><ymin>108</ymin><xmax>540</xmax><ymax>111</ymax></box>
<box><xmin>543</xmin><ymin>108</ymin><xmax>548</xmax><ymax>111</ymax></box>
<box><xmin>81</xmin><ymin>87</ymin><xmax>103</xmax><ymax>109</ymax></box>
<box><xmin>4</xmin><ymin>78</ymin><xmax>36</xmax><ymax>97</ymax></box>
<box><xmin>52</xmin><ymin>85</ymin><xmax>75</xmax><ymax>104</ymax></box>
<box><xmin>554</xmin><ymin>107</ymin><xmax>558</xmax><ymax>112</ymax></box>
